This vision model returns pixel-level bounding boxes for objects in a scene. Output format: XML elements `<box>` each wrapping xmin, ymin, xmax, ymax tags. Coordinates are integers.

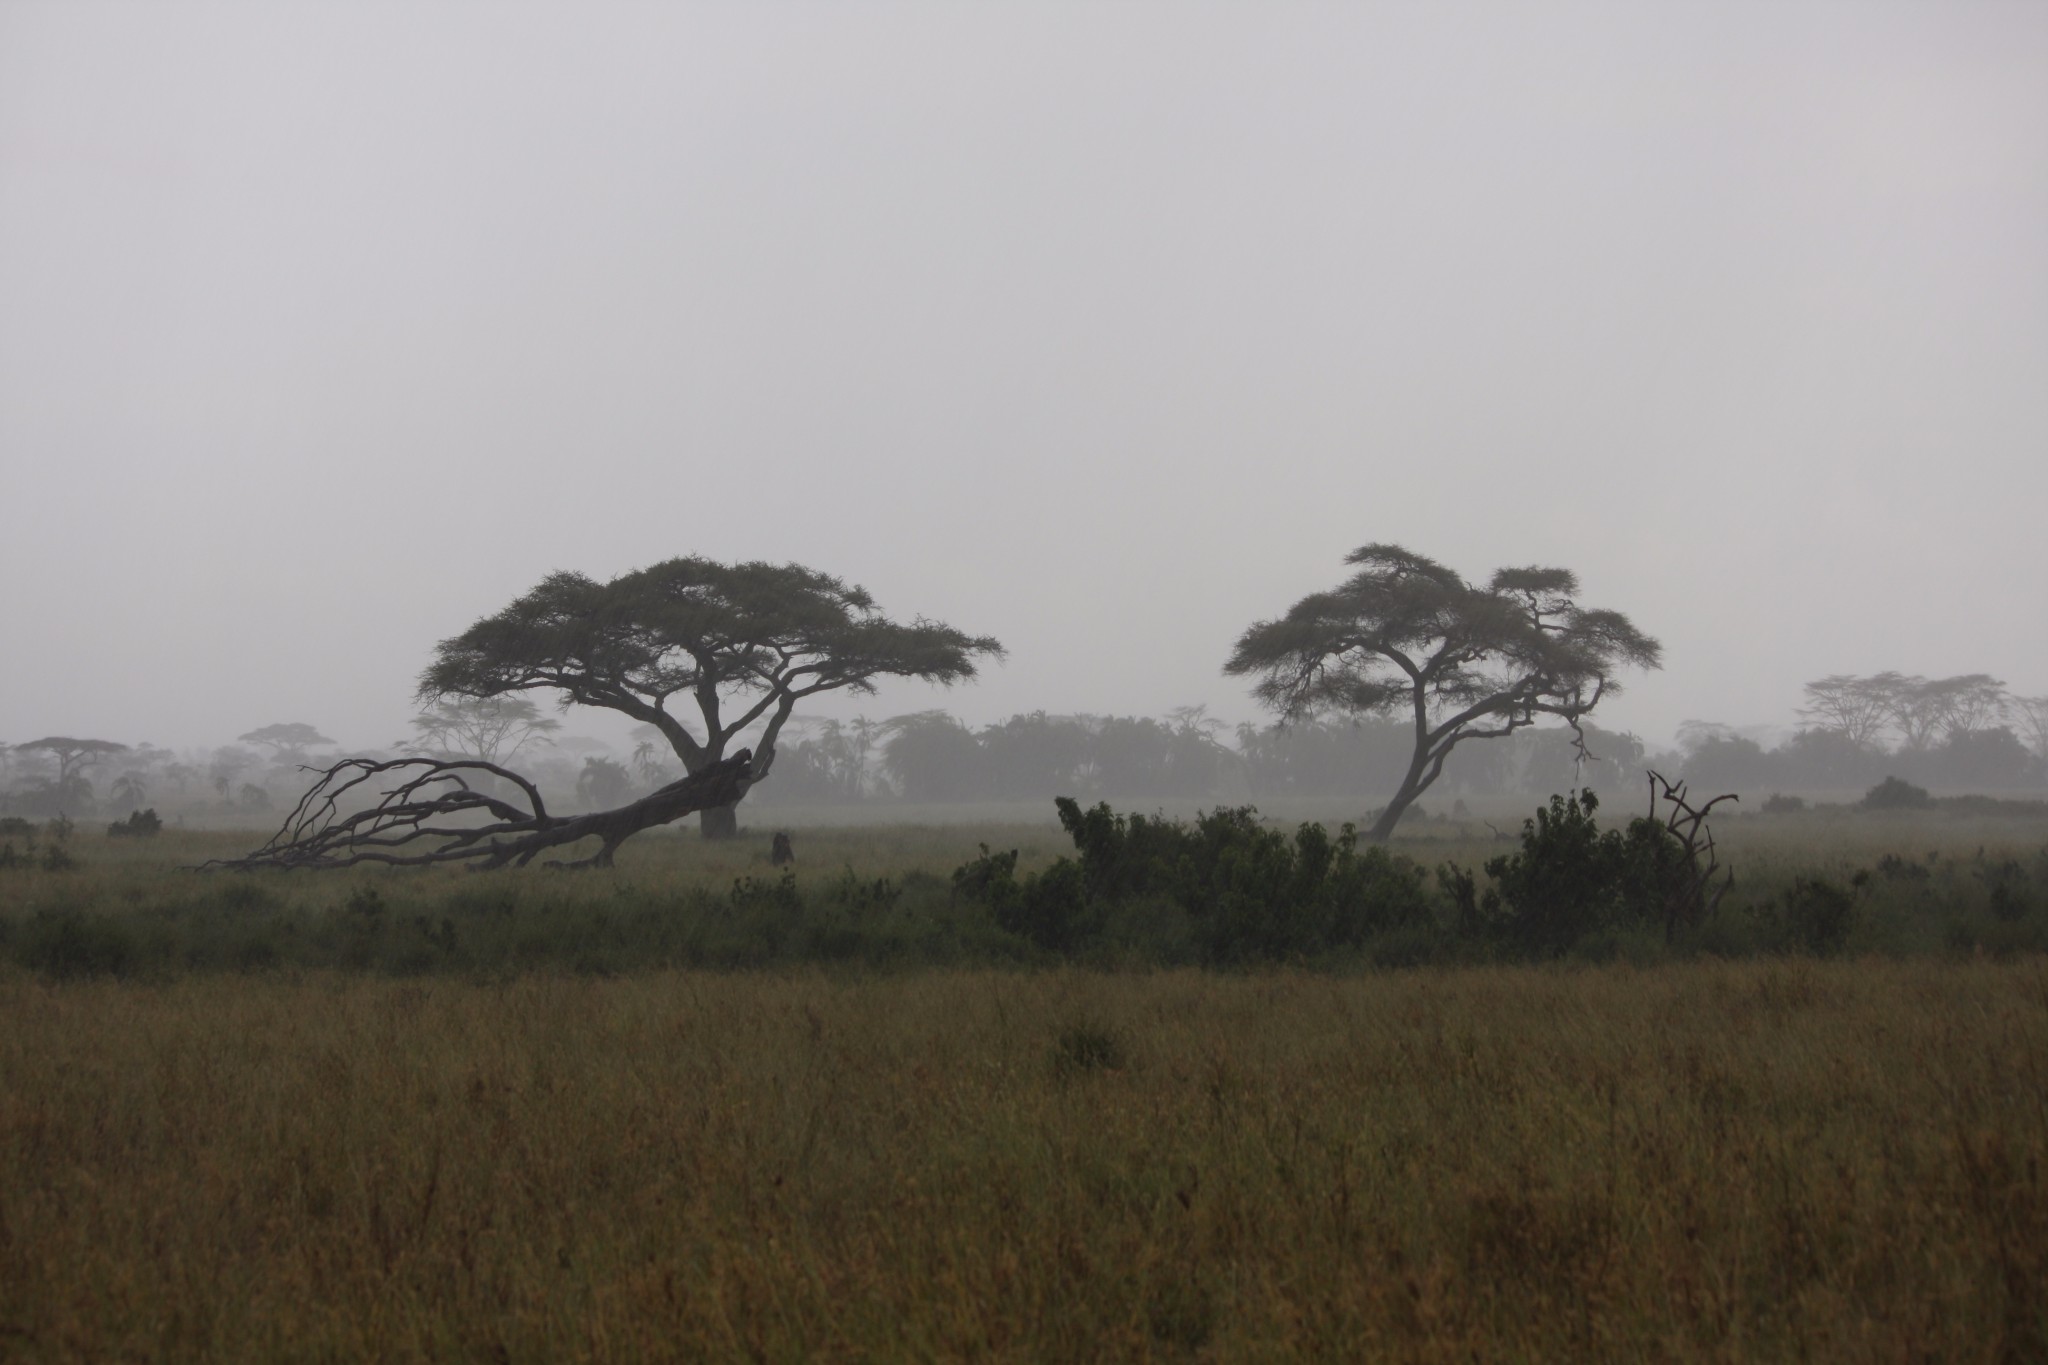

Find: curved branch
<box><xmin>202</xmin><ymin>750</ymin><xmax>757</xmax><ymax>872</ymax></box>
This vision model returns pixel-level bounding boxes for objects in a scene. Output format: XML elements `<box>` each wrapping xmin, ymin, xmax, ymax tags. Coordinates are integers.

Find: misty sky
<box><xmin>3</xmin><ymin>2</ymin><xmax>2044</xmax><ymax>757</ymax></box>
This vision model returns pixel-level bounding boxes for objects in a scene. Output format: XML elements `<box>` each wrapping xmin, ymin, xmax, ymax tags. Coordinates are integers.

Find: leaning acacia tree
<box><xmin>1226</xmin><ymin>544</ymin><xmax>1661</xmax><ymax>841</ymax></box>
<box><xmin>419</xmin><ymin>558</ymin><xmax>1004</xmax><ymax>836</ymax></box>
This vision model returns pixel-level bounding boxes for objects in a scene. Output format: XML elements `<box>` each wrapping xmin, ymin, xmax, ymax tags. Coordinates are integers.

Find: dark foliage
<box><xmin>1464</xmin><ymin>790</ymin><xmax>1692</xmax><ymax>953</ymax></box>
<box><xmin>949</xmin><ymin>797</ymin><xmax>1436</xmax><ymax>963</ymax></box>
<box><xmin>1863</xmin><ymin>776</ymin><xmax>1936</xmax><ymax>810</ymax></box>
<box><xmin>106</xmin><ymin>808</ymin><xmax>163</xmax><ymax>839</ymax></box>
<box><xmin>1778</xmin><ymin>877</ymin><xmax>1859</xmax><ymax>955</ymax></box>
<box><xmin>1226</xmin><ymin>544</ymin><xmax>1661</xmax><ymax>839</ymax></box>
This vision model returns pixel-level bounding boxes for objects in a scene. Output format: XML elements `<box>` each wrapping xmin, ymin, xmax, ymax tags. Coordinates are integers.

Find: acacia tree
<box><xmin>238</xmin><ymin>723</ymin><xmax>336</xmax><ymax>765</ymax></box>
<box><xmin>1225</xmin><ymin>544</ymin><xmax>1661</xmax><ymax>841</ymax></box>
<box><xmin>1799</xmin><ymin>672</ymin><xmax>2011</xmax><ymax>751</ymax></box>
<box><xmin>1798</xmin><ymin>675</ymin><xmax>1894</xmax><ymax>749</ymax></box>
<box><xmin>405</xmin><ymin>696</ymin><xmax>561</xmax><ymax>765</ymax></box>
<box><xmin>15</xmin><ymin>737</ymin><xmax>129</xmax><ymax>809</ymax></box>
<box><xmin>419</xmin><ymin>558</ymin><xmax>1003</xmax><ymax>836</ymax></box>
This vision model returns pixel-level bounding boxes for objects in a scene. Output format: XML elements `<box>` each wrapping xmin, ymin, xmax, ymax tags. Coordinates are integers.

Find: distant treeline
<box><xmin>5</xmin><ymin>669</ymin><xmax>2044</xmax><ymax>822</ymax></box>
<box><xmin>754</xmin><ymin>707</ymin><xmax>2047</xmax><ymax>807</ymax></box>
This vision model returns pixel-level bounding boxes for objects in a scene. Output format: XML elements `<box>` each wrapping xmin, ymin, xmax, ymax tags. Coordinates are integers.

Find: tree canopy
<box><xmin>1225</xmin><ymin>543</ymin><xmax>1661</xmax><ymax>839</ymax></box>
<box><xmin>237</xmin><ymin>723</ymin><xmax>335</xmax><ymax>762</ymax></box>
<box><xmin>1799</xmin><ymin>672</ymin><xmax>2014</xmax><ymax>752</ymax></box>
<box><xmin>405</xmin><ymin>696</ymin><xmax>560</xmax><ymax>765</ymax></box>
<box><xmin>419</xmin><ymin>557</ymin><xmax>1003</xmax><ymax>835</ymax></box>
<box><xmin>15</xmin><ymin>737</ymin><xmax>129</xmax><ymax>787</ymax></box>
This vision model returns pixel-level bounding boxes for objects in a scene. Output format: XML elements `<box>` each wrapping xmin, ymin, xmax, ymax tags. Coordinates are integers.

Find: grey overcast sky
<box><xmin>3</xmin><ymin>1</ymin><xmax>2044</xmax><ymax>755</ymax></box>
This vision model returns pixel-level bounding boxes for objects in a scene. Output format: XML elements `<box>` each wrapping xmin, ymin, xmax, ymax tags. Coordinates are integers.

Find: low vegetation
<box><xmin>2</xmin><ymin>962</ymin><xmax>2043</xmax><ymax>1360</ymax></box>
<box><xmin>2</xmin><ymin>797</ymin><xmax>2045</xmax><ymax>1359</ymax></box>
<box><xmin>1</xmin><ymin>792</ymin><xmax>2046</xmax><ymax>978</ymax></box>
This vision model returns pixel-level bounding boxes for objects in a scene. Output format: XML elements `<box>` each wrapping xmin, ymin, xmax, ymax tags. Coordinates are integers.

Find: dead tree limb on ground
<box><xmin>1646</xmin><ymin>769</ymin><xmax>1738</xmax><ymax>941</ymax></box>
<box><xmin>203</xmin><ymin>750</ymin><xmax>755</xmax><ymax>872</ymax></box>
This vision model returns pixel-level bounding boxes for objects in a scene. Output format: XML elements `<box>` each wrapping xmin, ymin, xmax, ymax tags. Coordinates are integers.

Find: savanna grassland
<box><xmin>2</xmin><ymin>811</ymin><xmax>2047</xmax><ymax>1361</ymax></box>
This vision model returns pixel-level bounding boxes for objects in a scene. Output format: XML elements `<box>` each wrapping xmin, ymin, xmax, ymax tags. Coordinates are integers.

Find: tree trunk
<box><xmin>1365</xmin><ymin>786</ymin><xmax>1421</xmax><ymax>842</ymax></box>
<box><xmin>698</xmin><ymin>801</ymin><xmax>741</xmax><ymax>839</ymax></box>
<box><xmin>1366</xmin><ymin>749</ymin><xmax>1436</xmax><ymax>842</ymax></box>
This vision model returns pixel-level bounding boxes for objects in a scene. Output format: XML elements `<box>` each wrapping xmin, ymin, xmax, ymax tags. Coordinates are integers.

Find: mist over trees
<box><xmin>5</xmin><ymin>564</ymin><xmax>2044</xmax><ymax>832</ymax></box>
<box><xmin>751</xmin><ymin>710</ymin><xmax>1662</xmax><ymax>811</ymax></box>
<box><xmin>1677</xmin><ymin>672</ymin><xmax>2048</xmax><ymax>795</ymax></box>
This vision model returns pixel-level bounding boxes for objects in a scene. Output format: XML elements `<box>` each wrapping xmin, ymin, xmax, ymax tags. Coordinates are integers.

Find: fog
<box><xmin>4</xmin><ymin>2</ymin><xmax>2045</xmax><ymax>758</ymax></box>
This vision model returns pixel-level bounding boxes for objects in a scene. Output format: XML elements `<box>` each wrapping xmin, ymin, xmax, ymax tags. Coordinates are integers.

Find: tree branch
<box><xmin>202</xmin><ymin>750</ymin><xmax>757</xmax><ymax>872</ymax></box>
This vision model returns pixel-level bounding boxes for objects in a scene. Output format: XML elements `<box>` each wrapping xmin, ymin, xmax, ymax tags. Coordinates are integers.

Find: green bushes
<box><xmin>950</xmin><ymin>797</ymin><xmax>1436</xmax><ymax>964</ymax></box>
<box><xmin>2</xmin><ymin>803</ymin><xmax>2043</xmax><ymax>979</ymax></box>
<box><xmin>1463</xmin><ymin>790</ymin><xmax>1700</xmax><ymax>953</ymax></box>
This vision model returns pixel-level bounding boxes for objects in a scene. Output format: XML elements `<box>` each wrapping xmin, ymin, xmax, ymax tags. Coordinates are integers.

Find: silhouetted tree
<box><xmin>421</xmin><ymin>558</ymin><xmax>1002</xmax><ymax>836</ymax></box>
<box><xmin>1226</xmin><ymin>544</ymin><xmax>1660</xmax><ymax>840</ymax></box>
<box><xmin>405</xmin><ymin>696</ymin><xmax>560</xmax><ymax>765</ymax></box>
<box><xmin>883</xmin><ymin>711</ymin><xmax>987</xmax><ymax>802</ymax></box>
<box><xmin>209</xmin><ymin>746</ymin><xmax>255</xmax><ymax>798</ymax></box>
<box><xmin>1774</xmin><ymin>727</ymin><xmax>1885</xmax><ymax>791</ymax></box>
<box><xmin>237</xmin><ymin>723</ymin><xmax>335</xmax><ymax>765</ymax></box>
<box><xmin>576</xmin><ymin>755</ymin><xmax>633</xmax><ymax>808</ymax></box>
<box><xmin>1798</xmin><ymin>675</ymin><xmax>1893</xmax><ymax>749</ymax></box>
<box><xmin>1682</xmin><ymin>733</ymin><xmax>1773</xmax><ymax>793</ymax></box>
<box><xmin>14</xmin><ymin>738</ymin><xmax>128</xmax><ymax>812</ymax></box>
<box><xmin>1925</xmin><ymin>674</ymin><xmax>2009</xmax><ymax>740</ymax></box>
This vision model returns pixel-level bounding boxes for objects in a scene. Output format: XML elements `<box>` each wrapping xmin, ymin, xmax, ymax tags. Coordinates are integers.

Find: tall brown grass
<box><xmin>3</xmin><ymin>960</ymin><xmax>2043</xmax><ymax>1361</ymax></box>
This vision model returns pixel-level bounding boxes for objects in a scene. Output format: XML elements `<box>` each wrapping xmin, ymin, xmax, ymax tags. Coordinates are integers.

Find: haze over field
<box><xmin>3</xmin><ymin>2</ymin><xmax>2044</xmax><ymax>754</ymax></box>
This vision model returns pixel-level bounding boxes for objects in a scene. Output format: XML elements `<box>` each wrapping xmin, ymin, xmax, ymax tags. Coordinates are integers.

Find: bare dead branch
<box><xmin>202</xmin><ymin>750</ymin><xmax>757</xmax><ymax>872</ymax></box>
<box><xmin>1646</xmin><ymin>769</ymin><xmax>1738</xmax><ymax>941</ymax></box>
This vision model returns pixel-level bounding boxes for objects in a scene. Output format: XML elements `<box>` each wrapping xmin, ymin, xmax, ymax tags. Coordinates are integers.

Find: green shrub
<box><xmin>961</xmin><ymin>799</ymin><xmax>1441</xmax><ymax>963</ymax></box>
<box><xmin>1470</xmin><ymin>790</ymin><xmax>1692</xmax><ymax>954</ymax></box>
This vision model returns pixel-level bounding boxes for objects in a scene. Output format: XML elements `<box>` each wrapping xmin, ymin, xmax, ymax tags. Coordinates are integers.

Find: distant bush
<box><xmin>1761</xmin><ymin>794</ymin><xmax>1806</xmax><ymax>814</ymax></box>
<box><xmin>107</xmin><ymin>809</ymin><xmax>163</xmax><ymax>839</ymax></box>
<box><xmin>1862</xmin><ymin>777</ymin><xmax>1934</xmax><ymax>811</ymax></box>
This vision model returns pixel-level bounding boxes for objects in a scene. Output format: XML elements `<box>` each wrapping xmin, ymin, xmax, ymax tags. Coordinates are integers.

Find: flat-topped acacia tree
<box><xmin>420</xmin><ymin>558</ymin><xmax>1004</xmax><ymax>837</ymax></box>
<box><xmin>1226</xmin><ymin>544</ymin><xmax>1662</xmax><ymax>841</ymax></box>
<box><xmin>15</xmin><ymin>737</ymin><xmax>129</xmax><ymax>805</ymax></box>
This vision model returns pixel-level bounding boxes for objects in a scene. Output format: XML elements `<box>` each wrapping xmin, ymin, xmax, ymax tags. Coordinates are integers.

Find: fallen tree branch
<box><xmin>203</xmin><ymin>749</ymin><xmax>755</xmax><ymax>871</ymax></box>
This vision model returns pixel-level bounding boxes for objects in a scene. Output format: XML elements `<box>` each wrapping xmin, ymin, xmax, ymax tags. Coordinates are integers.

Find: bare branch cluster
<box><xmin>205</xmin><ymin>749</ymin><xmax>756</xmax><ymax>872</ymax></box>
<box><xmin>1644</xmin><ymin>770</ymin><xmax>1738</xmax><ymax>941</ymax></box>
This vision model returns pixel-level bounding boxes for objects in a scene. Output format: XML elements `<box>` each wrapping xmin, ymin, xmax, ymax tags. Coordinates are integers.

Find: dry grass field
<box><xmin>3</xmin><ymin>959</ymin><xmax>2044</xmax><ymax>1361</ymax></box>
